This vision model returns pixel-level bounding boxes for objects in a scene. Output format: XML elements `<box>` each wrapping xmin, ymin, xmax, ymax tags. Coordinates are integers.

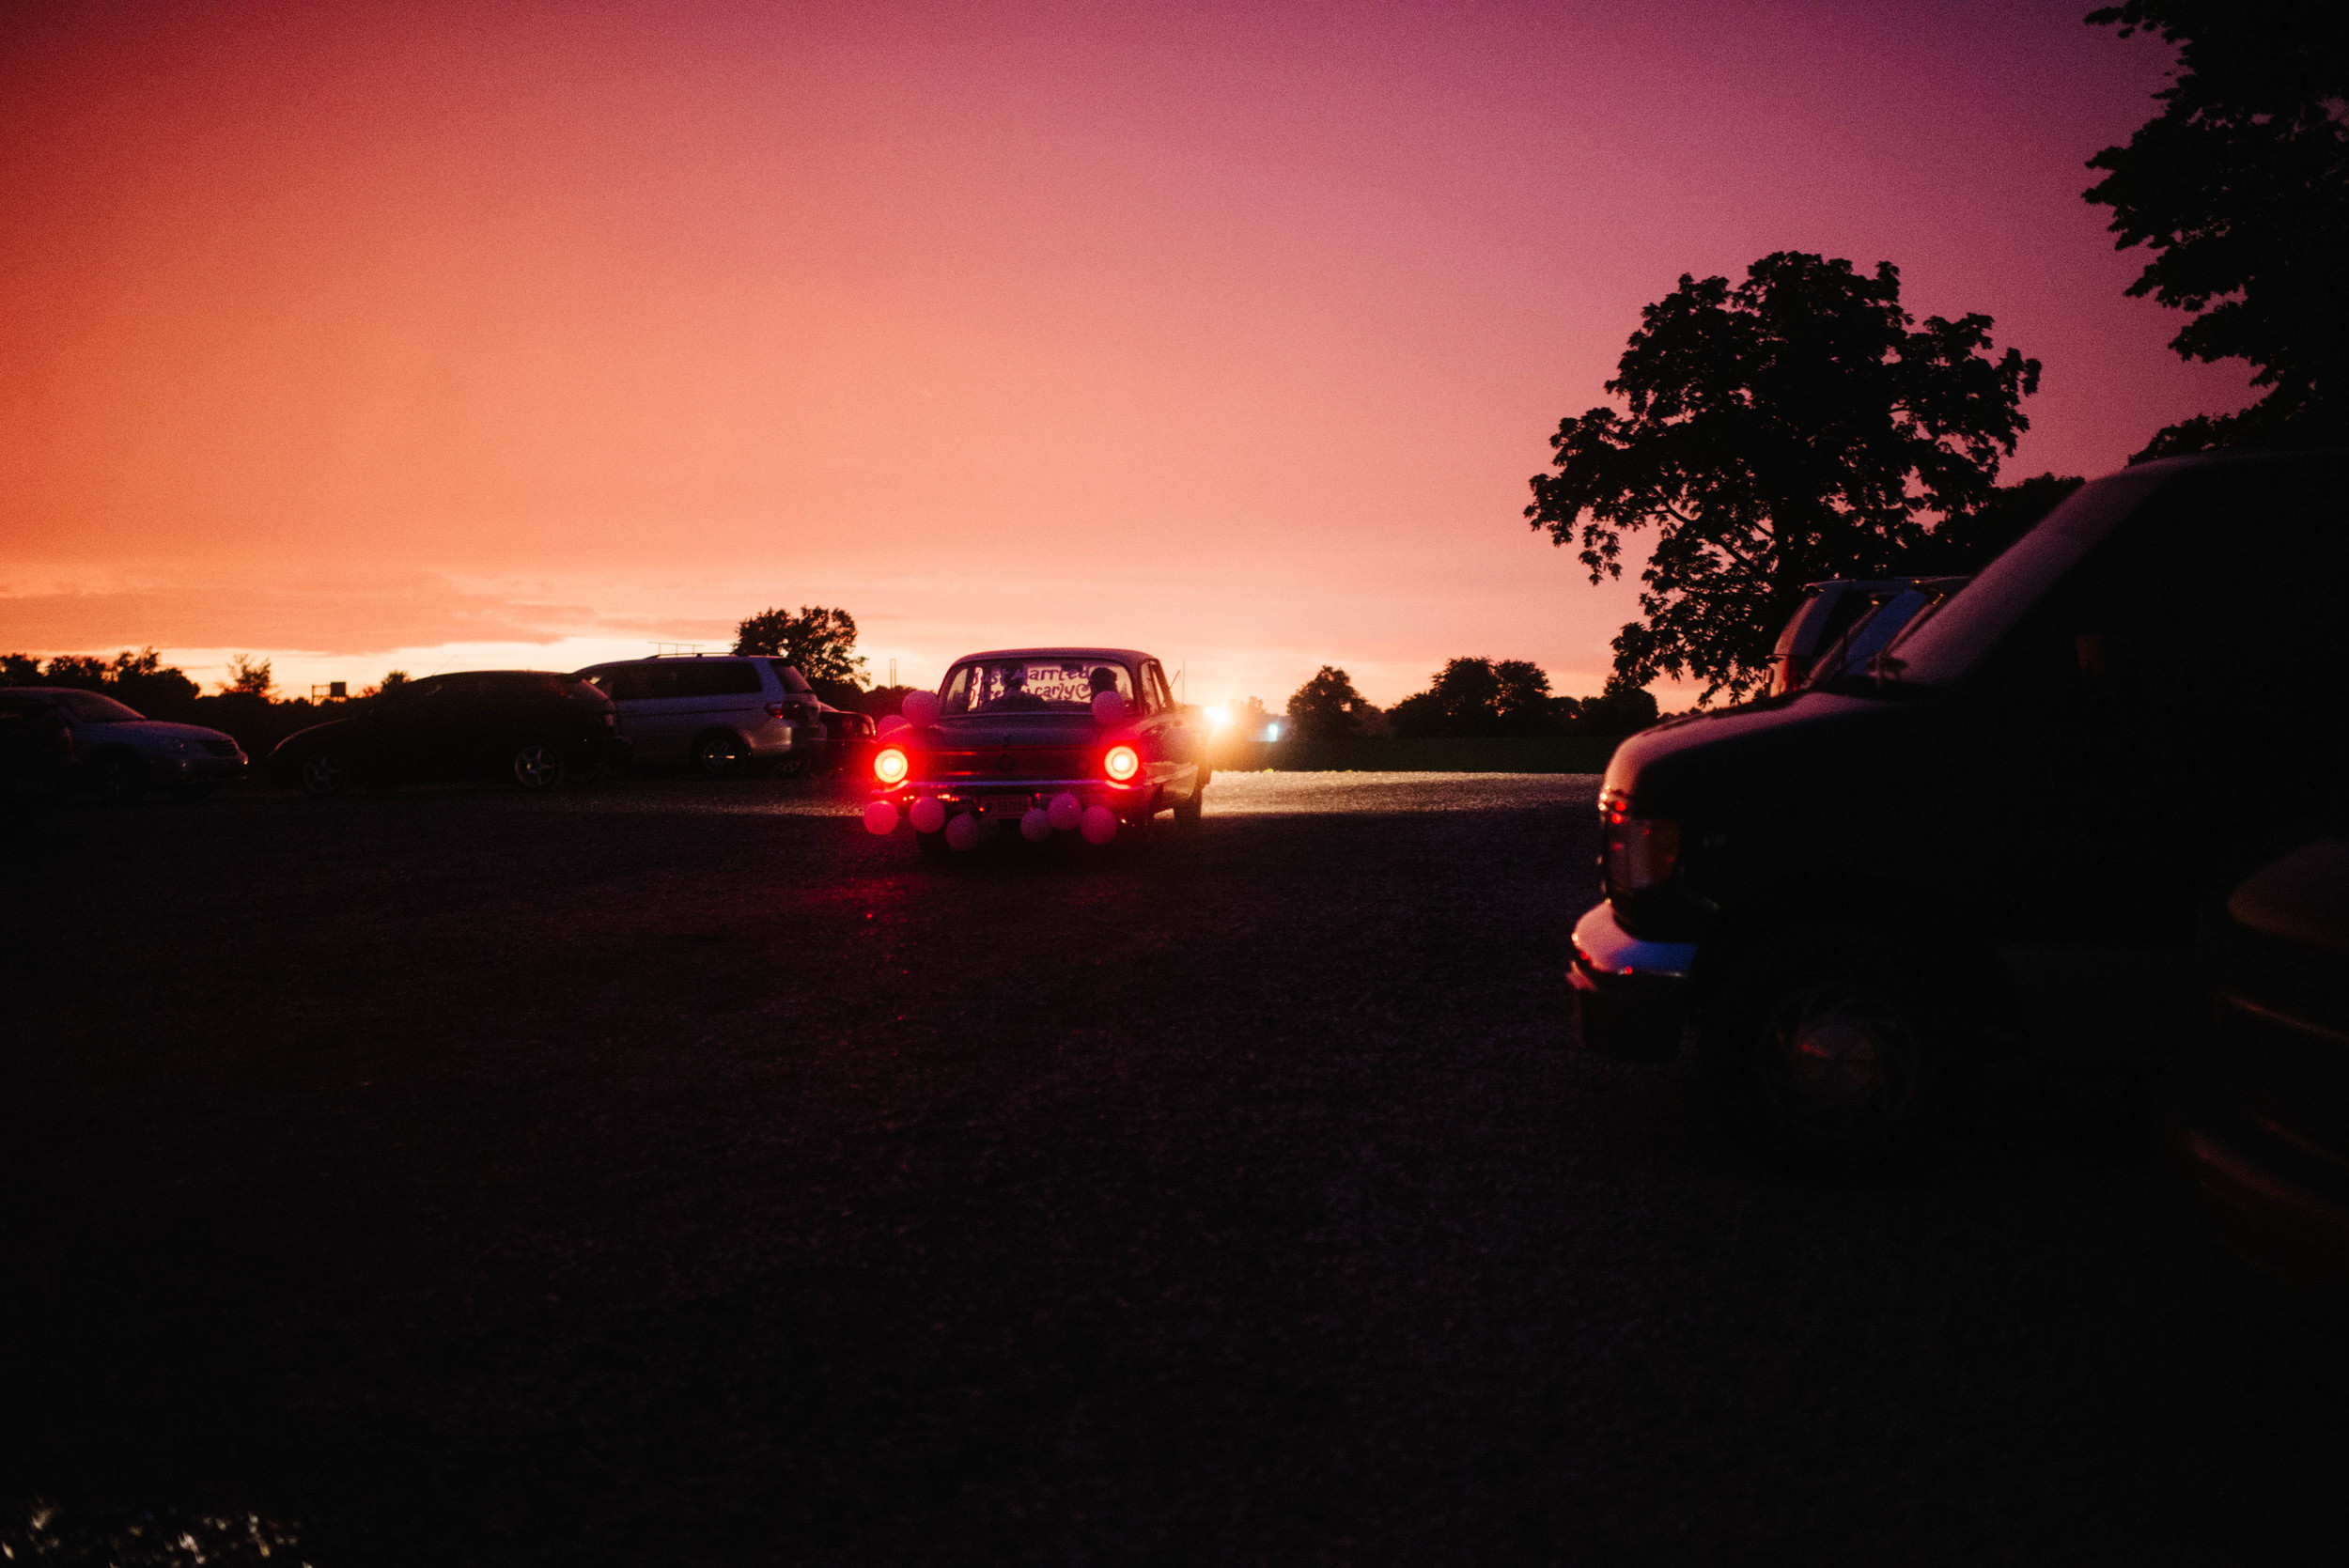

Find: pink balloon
<box><xmin>944</xmin><ymin>811</ymin><xmax>983</xmax><ymax>851</ymax></box>
<box><xmin>1047</xmin><ymin>792</ymin><xmax>1082</xmax><ymax>832</ymax></box>
<box><xmin>1081</xmin><ymin>805</ymin><xmax>1118</xmax><ymax>845</ymax></box>
<box><xmin>862</xmin><ymin>800</ymin><xmax>898</xmax><ymax>836</ymax></box>
<box><xmin>909</xmin><ymin>796</ymin><xmax>947</xmax><ymax>835</ymax></box>
<box><xmin>1090</xmin><ymin>691</ymin><xmax>1127</xmax><ymax>723</ymax></box>
<box><xmin>1020</xmin><ymin>808</ymin><xmax>1052</xmax><ymax>842</ymax></box>
<box><xmin>877</xmin><ymin>714</ymin><xmax>909</xmax><ymax>738</ymax></box>
<box><xmin>901</xmin><ymin>691</ymin><xmax>941</xmax><ymax>727</ymax></box>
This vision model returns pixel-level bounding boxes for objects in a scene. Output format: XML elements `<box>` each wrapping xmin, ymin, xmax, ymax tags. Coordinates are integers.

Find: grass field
<box><xmin>1209</xmin><ymin>734</ymin><xmax>1622</xmax><ymax>774</ymax></box>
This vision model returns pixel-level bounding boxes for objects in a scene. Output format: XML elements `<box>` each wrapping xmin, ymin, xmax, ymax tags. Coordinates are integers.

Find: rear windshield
<box><xmin>1877</xmin><ymin>473</ymin><xmax>2161</xmax><ymax>687</ymax></box>
<box><xmin>941</xmin><ymin>658</ymin><xmax>1134</xmax><ymax>716</ymax></box>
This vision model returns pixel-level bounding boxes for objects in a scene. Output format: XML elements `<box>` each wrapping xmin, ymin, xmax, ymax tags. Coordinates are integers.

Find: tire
<box><xmin>510</xmin><ymin>742</ymin><xmax>566</xmax><ymax>791</ymax></box>
<box><xmin>298</xmin><ymin>752</ymin><xmax>347</xmax><ymax>798</ymax></box>
<box><xmin>692</xmin><ymin>731</ymin><xmax>748</xmax><ymax>781</ymax></box>
<box><xmin>1699</xmin><ymin>934</ymin><xmax>1973</xmax><ymax>1174</ymax></box>
<box><xmin>90</xmin><ymin>751</ymin><xmax>145</xmax><ymax>802</ymax></box>
<box><xmin>1174</xmin><ymin>784</ymin><xmax>1205</xmax><ymax>827</ymax></box>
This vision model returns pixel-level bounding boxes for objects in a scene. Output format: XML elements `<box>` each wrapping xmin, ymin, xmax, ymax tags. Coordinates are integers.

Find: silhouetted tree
<box><xmin>2</xmin><ymin>653</ymin><xmax>44</xmax><ymax>684</ymax></box>
<box><xmin>733</xmin><ymin>605</ymin><xmax>867</xmax><ymax>688</ymax></box>
<box><xmin>1285</xmin><ymin>666</ymin><xmax>1366</xmax><ymax>742</ymax></box>
<box><xmin>1526</xmin><ymin>251</ymin><xmax>2039</xmax><ymax>702</ymax></box>
<box><xmin>2086</xmin><ymin>2</ymin><xmax>2348</xmax><ymax>456</ymax></box>
<box><xmin>1390</xmin><ymin>658</ymin><xmax>1569</xmax><ymax>737</ymax></box>
<box><xmin>103</xmin><ymin>649</ymin><xmax>200</xmax><ymax>719</ymax></box>
<box><xmin>223</xmin><ymin>654</ymin><xmax>274</xmax><ymax>698</ymax></box>
<box><xmin>1577</xmin><ymin>674</ymin><xmax>1661</xmax><ymax>736</ymax></box>
<box><xmin>39</xmin><ymin>655</ymin><xmax>109</xmax><ymax>689</ymax></box>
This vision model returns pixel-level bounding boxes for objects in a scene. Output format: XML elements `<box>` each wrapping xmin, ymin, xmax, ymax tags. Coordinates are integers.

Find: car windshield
<box><xmin>47</xmin><ymin>690</ymin><xmax>145</xmax><ymax>723</ymax></box>
<box><xmin>941</xmin><ymin>658</ymin><xmax>1135</xmax><ymax>716</ymax></box>
<box><xmin>1854</xmin><ymin>473</ymin><xmax>2164</xmax><ymax>690</ymax></box>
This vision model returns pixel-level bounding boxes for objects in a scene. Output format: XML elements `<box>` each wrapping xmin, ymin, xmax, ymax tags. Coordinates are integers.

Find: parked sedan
<box><xmin>0</xmin><ymin>686</ymin><xmax>246</xmax><ymax>800</ymax></box>
<box><xmin>267</xmin><ymin>671</ymin><xmax>627</xmax><ymax>795</ymax></box>
<box><xmin>863</xmin><ymin>647</ymin><xmax>1208</xmax><ymax>853</ymax></box>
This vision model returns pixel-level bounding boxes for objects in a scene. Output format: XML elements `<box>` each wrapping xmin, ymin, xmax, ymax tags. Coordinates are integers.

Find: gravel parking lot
<box><xmin>5</xmin><ymin>773</ymin><xmax>2343</xmax><ymax>1564</ymax></box>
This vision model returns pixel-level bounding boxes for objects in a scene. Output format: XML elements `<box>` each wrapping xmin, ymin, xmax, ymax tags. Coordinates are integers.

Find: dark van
<box><xmin>1569</xmin><ymin>450</ymin><xmax>2348</xmax><ymax>1167</ymax></box>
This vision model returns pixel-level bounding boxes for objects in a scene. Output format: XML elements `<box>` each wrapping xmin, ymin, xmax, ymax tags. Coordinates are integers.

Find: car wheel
<box><xmin>298</xmin><ymin>752</ymin><xmax>347</xmax><ymax>798</ymax></box>
<box><xmin>692</xmin><ymin>732</ymin><xmax>747</xmax><ymax>780</ymax></box>
<box><xmin>510</xmin><ymin>742</ymin><xmax>566</xmax><ymax>791</ymax></box>
<box><xmin>1699</xmin><ymin>937</ymin><xmax>1971</xmax><ymax>1173</ymax></box>
<box><xmin>89</xmin><ymin>752</ymin><xmax>145</xmax><ymax>802</ymax></box>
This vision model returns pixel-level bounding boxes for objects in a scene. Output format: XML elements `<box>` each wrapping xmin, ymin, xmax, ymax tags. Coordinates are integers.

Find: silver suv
<box><xmin>575</xmin><ymin>656</ymin><xmax>833</xmax><ymax>779</ymax></box>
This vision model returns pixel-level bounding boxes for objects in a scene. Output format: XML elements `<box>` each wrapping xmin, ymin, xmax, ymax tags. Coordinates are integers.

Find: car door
<box><xmin>367</xmin><ymin>676</ymin><xmax>461</xmax><ymax>781</ymax></box>
<box><xmin>1140</xmin><ymin>661</ymin><xmax>1202</xmax><ymax>799</ymax></box>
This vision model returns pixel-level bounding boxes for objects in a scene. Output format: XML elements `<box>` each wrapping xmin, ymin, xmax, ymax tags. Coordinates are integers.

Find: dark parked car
<box><xmin>0</xmin><ymin>691</ymin><xmax>77</xmax><ymax>831</ymax></box>
<box><xmin>1766</xmin><ymin>578</ymin><xmax>1952</xmax><ymax>696</ymax></box>
<box><xmin>0</xmin><ymin>686</ymin><xmax>246</xmax><ymax>800</ymax></box>
<box><xmin>1569</xmin><ymin>450</ymin><xmax>2348</xmax><ymax>1168</ymax></box>
<box><xmin>862</xmin><ymin>647</ymin><xmax>1208</xmax><ymax>853</ymax></box>
<box><xmin>2181</xmin><ymin>837</ymin><xmax>2349</xmax><ymax>1296</ymax></box>
<box><xmin>267</xmin><ymin>671</ymin><xmax>627</xmax><ymax>796</ymax></box>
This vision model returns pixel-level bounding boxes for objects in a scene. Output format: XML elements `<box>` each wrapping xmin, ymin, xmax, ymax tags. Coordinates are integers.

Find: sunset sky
<box><xmin>2</xmin><ymin>0</ymin><xmax>2249</xmax><ymax>706</ymax></box>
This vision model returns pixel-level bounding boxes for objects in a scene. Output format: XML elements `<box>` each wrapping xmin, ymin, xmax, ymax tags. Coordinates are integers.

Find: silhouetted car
<box><xmin>2181</xmin><ymin>837</ymin><xmax>2349</xmax><ymax>1296</ymax></box>
<box><xmin>1</xmin><ymin>691</ymin><xmax>77</xmax><ymax>831</ymax></box>
<box><xmin>862</xmin><ymin>648</ymin><xmax>1208</xmax><ymax>853</ymax></box>
<box><xmin>266</xmin><ymin>671</ymin><xmax>626</xmax><ymax>796</ymax></box>
<box><xmin>1799</xmin><ymin>577</ymin><xmax>1968</xmax><ymax>690</ymax></box>
<box><xmin>1569</xmin><ymin>449</ymin><xmax>2348</xmax><ymax>1169</ymax></box>
<box><xmin>0</xmin><ymin>686</ymin><xmax>246</xmax><ymax>800</ymax></box>
<box><xmin>1766</xmin><ymin>579</ymin><xmax>1947</xmax><ymax>696</ymax></box>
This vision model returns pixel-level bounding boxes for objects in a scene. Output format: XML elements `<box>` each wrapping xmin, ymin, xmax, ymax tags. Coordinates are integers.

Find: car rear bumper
<box><xmin>886</xmin><ymin>777</ymin><xmax>1155</xmax><ymax>815</ymax></box>
<box><xmin>1567</xmin><ymin>900</ymin><xmax>1697</xmax><ymax>1063</ymax></box>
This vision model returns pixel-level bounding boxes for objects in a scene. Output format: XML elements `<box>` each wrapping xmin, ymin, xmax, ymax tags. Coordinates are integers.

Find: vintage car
<box><xmin>862</xmin><ymin>647</ymin><xmax>1209</xmax><ymax>852</ymax></box>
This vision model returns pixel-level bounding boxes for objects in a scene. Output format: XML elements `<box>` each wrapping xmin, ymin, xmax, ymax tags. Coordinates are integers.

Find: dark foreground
<box><xmin>5</xmin><ymin>775</ymin><xmax>2343</xmax><ymax>1564</ymax></box>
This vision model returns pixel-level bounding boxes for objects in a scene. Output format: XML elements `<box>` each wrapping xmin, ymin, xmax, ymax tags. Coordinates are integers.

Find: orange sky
<box><xmin>2</xmin><ymin>1</ymin><xmax>2249</xmax><ymax>705</ymax></box>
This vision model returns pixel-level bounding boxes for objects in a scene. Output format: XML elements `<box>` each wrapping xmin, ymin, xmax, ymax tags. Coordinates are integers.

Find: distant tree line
<box><xmin>1281</xmin><ymin>660</ymin><xmax>1659</xmax><ymax>745</ymax></box>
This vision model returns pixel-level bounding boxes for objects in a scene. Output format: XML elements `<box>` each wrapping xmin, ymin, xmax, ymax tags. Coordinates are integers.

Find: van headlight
<box><xmin>1603</xmin><ymin>805</ymin><xmax>1681</xmax><ymax>892</ymax></box>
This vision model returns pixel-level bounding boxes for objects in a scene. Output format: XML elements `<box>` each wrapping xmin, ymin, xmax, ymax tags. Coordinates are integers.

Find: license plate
<box><xmin>983</xmin><ymin>794</ymin><xmax>1032</xmax><ymax>815</ymax></box>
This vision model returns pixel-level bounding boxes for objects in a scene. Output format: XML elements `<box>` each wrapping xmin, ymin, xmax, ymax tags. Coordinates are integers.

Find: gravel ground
<box><xmin>4</xmin><ymin>773</ymin><xmax>2343</xmax><ymax>1565</ymax></box>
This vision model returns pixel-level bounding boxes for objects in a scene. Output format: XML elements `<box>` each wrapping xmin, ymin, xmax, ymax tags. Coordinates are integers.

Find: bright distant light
<box><xmin>1266</xmin><ymin>722</ymin><xmax>1282</xmax><ymax>741</ymax></box>
<box><xmin>1205</xmin><ymin>705</ymin><xmax>1229</xmax><ymax>730</ymax></box>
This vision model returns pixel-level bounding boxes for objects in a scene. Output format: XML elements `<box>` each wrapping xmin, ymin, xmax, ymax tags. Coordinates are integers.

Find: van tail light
<box><xmin>1103</xmin><ymin>744</ymin><xmax>1140</xmax><ymax>782</ymax></box>
<box><xmin>766</xmin><ymin>702</ymin><xmax>789</xmax><ymax>718</ymax></box>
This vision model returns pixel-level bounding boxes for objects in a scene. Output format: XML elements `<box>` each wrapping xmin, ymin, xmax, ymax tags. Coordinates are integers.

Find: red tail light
<box><xmin>1103</xmin><ymin>744</ymin><xmax>1140</xmax><ymax>782</ymax></box>
<box><xmin>874</xmin><ymin>746</ymin><xmax>910</xmax><ymax>785</ymax></box>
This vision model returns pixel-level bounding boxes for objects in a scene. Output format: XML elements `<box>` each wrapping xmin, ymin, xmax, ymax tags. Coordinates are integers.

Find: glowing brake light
<box><xmin>874</xmin><ymin>746</ymin><xmax>910</xmax><ymax>785</ymax></box>
<box><xmin>1103</xmin><ymin>744</ymin><xmax>1140</xmax><ymax>782</ymax></box>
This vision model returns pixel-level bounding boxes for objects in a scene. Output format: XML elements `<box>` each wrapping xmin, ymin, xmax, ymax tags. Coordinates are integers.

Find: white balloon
<box><xmin>877</xmin><ymin>714</ymin><xmax>909</xmax><ymax>738</ymax></box>
<box><xmin>862</xmin><ymin>800</ymin><xmax>898</xmax><ymax>835</ymax></box>
<box><xmin>1020</xmin><ymin>808</ymin><xmax>1052</xmax><ymax>842</ymax></box>
<box><xmin>945</xmin><ymin>811</ymin><xmax>983</xmax><ymax>851</ymax></box>
<box><xmin>1090</xmin><ymin>691</ymin><xmax>1127</xmax><ymax>723</ymax></box>
<box><xmin>1081</xmin><ymin>804</ymin><xmax>1118</xmax><ymax>845</ymax></box>
<box><xmin>909</xmin><ymin>796</ymin><xmax>947</xmax><ymax>835</ymax></box>
<box><xmin>1047</xmin><ymin>792</ymin><xmax>1082</xmax><ymax>832</ymax></box>
<box><xmin>901</xmin><ymin>691</ymin><xmax>941</xmax><ymax>727</ymax></box>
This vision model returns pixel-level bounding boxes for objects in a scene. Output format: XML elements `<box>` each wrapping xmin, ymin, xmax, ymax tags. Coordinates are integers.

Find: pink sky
<box><xmin>1</xmin><ymin>0</ymin><xmax>2249</xmax><ymax>706</ymax></box>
